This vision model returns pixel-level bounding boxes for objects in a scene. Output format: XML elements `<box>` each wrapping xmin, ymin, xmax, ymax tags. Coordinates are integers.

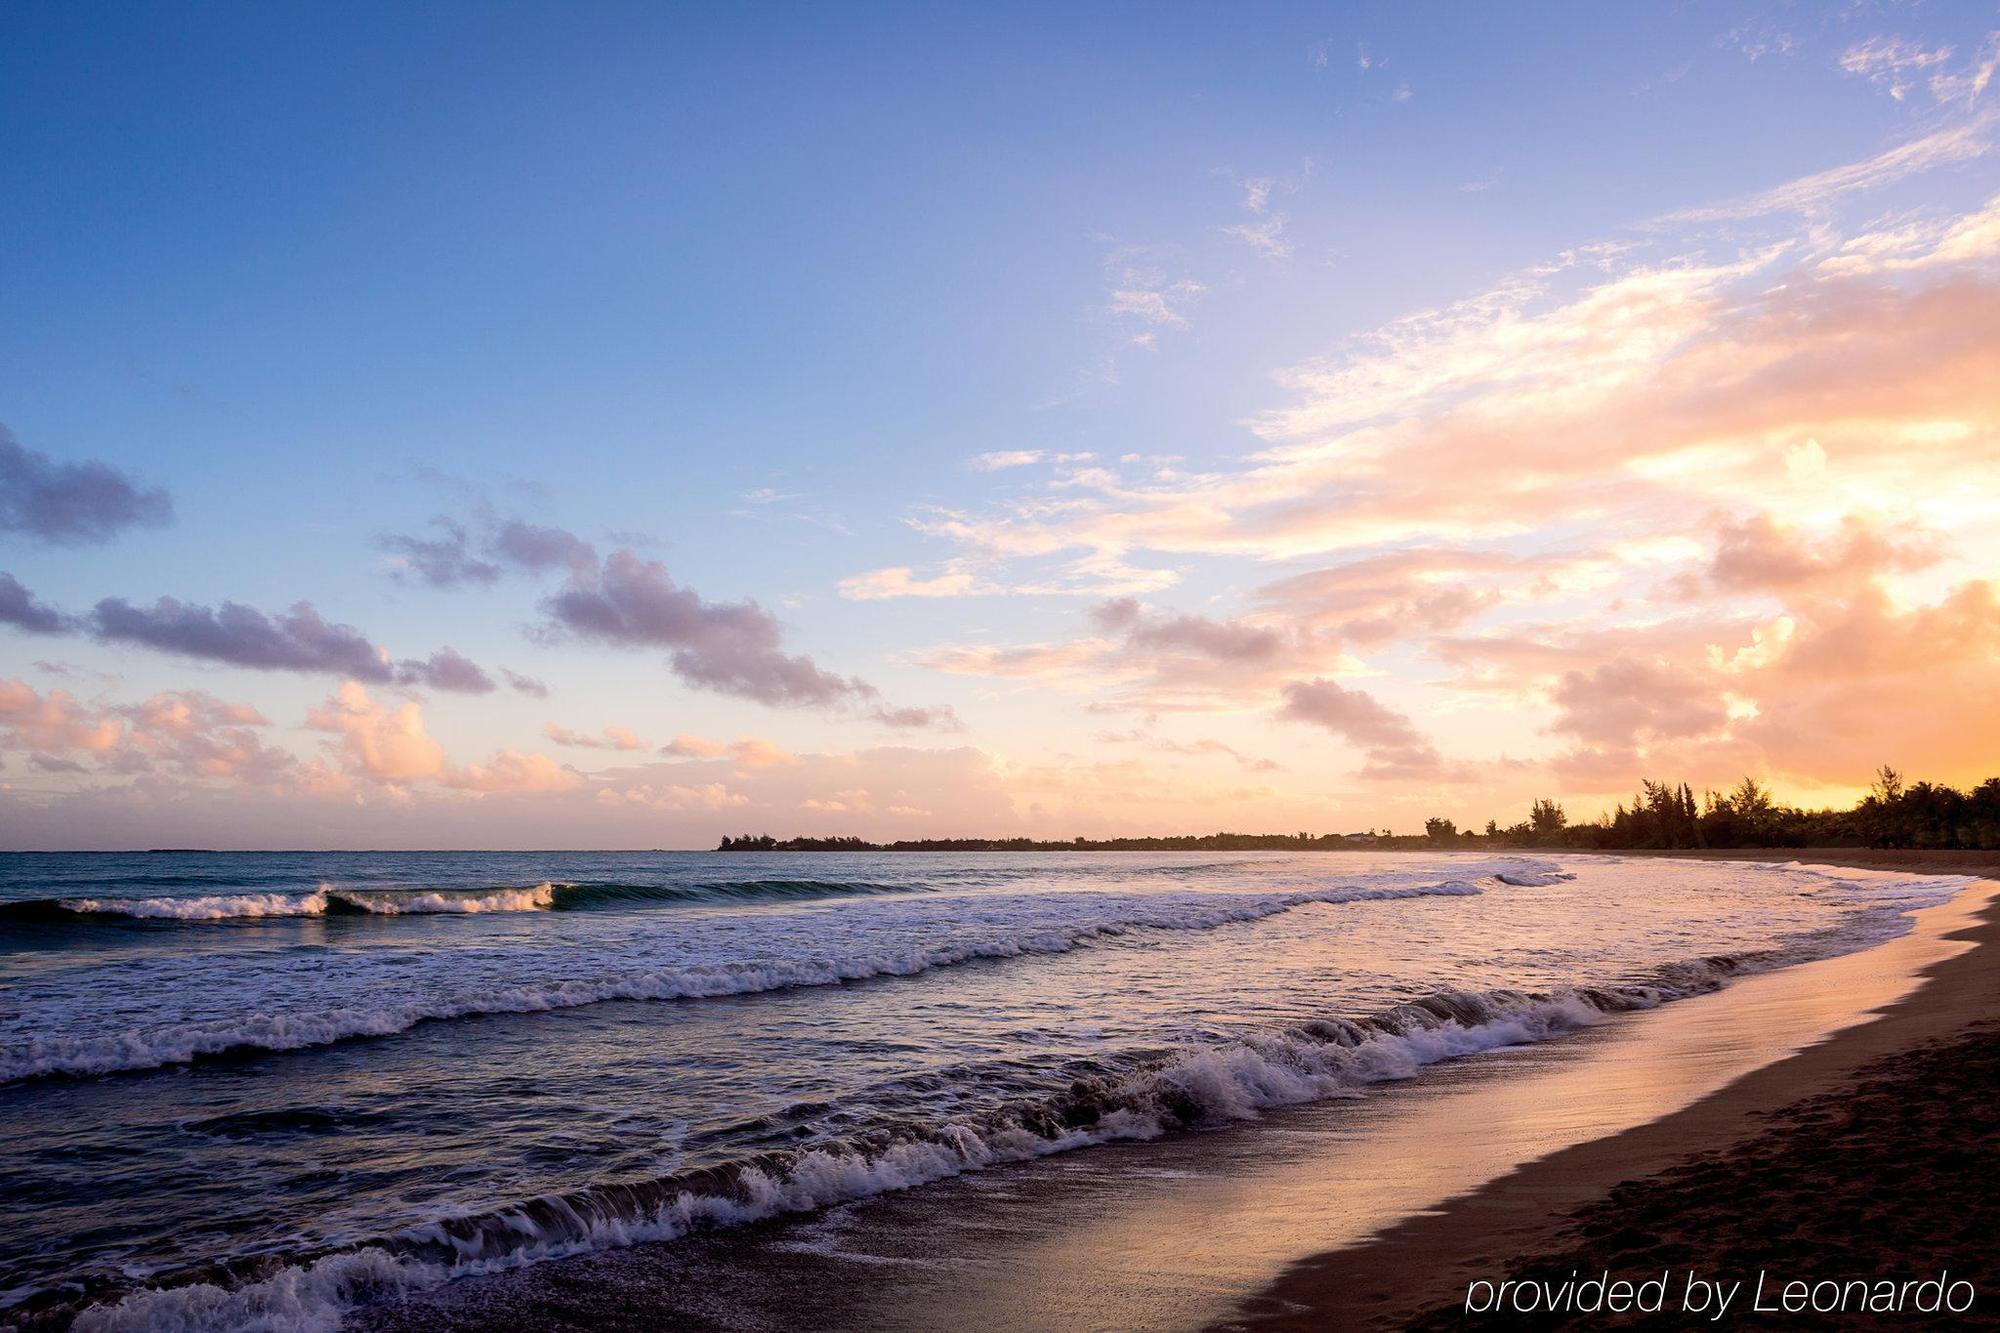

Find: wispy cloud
<box><xmin>1106</xmin><ymin>279</ymin><xmax>1205</xmax><ymax>328</ymax></box>
<box><xmin>544</xmin><ymin>723</ymin><xmax>646</xmax><ymax>751</ymax></box>
<box><xmin>1839</xmin><ymin>35</ymin><xmax>1956</xmax><ymax>102</ymax></box>
<box><xmin>970</xmin><ymin>450</ymin><xmax>1045</xmax><ymax>471</ymax></box>
<box><xmin>1660</xmin><ymin>117</ymin><xmax>1992</xmax><ymax>224</ymax></box>
<box><xmin>1221</xmin><ymin>214</ymin><xmax>1291</xmax><ymax>259</ymax></box>
<box><xmin>867</xmin><ymin>136</ymin><xmax>2000</xmax><ymax>792</ymax></box>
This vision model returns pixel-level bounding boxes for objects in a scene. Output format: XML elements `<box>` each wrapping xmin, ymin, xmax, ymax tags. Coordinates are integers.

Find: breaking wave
<box><xmin>0</xmin><ymin>878</ymin><xmax>944</xmax><ymax>924</ymax></box>
<box><xmin>64</xmin><ymin>958</ymin><xmax>1745</xmax><ymax>1333</ymax></box>
<box><xmin>1493</xmin><ymin>868</ymin><xmax>1575</xmax><ymax>887</ymax></box>
<box><xmin>0</xmin><ymin>879</ymin><xmax>1487</xmax><ymax>1083</ymax></box>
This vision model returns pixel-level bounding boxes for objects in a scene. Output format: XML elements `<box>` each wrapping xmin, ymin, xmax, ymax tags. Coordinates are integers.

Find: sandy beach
<box><xmin>1226</xmin><ymin>850</ymin><xmax>2000</xmax><ymax>1329</ymax></box>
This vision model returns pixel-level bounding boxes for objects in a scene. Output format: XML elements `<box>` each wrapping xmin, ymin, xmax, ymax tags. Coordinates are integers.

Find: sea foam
<box><xmin>1</xmin><ymin>879</ymin><xmax>1484</xmax><ymax>1083</ymax></box>
<box><xmin>66</xmin><ymin>965</ymin><xmax>1728</xmax><ymax>1333</ymax></box>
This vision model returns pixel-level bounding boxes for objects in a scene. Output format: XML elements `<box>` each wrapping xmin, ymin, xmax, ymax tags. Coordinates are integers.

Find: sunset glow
<box><xmin>3</xmin><ymin>4</ymin><xmax>1997</xmax><ymax>848</ymax></box>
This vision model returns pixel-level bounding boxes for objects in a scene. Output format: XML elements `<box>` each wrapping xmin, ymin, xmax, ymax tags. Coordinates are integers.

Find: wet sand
<box><xmin>1225</xmin><ymin>849</ymin><xmax>2000</xmax><ymax>1330</ymax></box>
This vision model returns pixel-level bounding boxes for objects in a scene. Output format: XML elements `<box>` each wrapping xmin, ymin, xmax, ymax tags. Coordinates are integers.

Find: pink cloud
<box><xmin>545</xmin><ymin>723</ymin><xmax>647</xmax><ymax>751</ymax></box>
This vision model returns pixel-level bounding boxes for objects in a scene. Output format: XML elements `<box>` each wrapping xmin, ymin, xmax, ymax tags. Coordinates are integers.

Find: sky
<box><xmin>2</xmin><ymin>1</ymin><xmax>1998</xmax><ymax>849</ymax></box>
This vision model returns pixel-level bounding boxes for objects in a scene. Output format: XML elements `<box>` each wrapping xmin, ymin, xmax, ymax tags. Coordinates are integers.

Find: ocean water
<box><xmin>0</xmin><ymin>849</ymin><xmax>1971</xmax><ymax>1330</ymax></box>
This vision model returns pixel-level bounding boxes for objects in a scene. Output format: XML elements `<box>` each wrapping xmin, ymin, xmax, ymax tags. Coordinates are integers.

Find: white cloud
<box><xmin>970</xmin><ymin>449</ymin><xmax>1045</xmax><ymax>471</ymax></box>
<box><xmin>1107</xmin><ymin>280</ymin><xmax>1204</xmax><ymax>327</ymax></box>
<box><xmin>1221</xmin><ymin>214</ymin><xmax>1291</xmax><ymax>259</ymax></box>
<box><xmin>1840</xmin><ymin>35</ymin><xmax>1955</xmax><ymax>102</ymax></box>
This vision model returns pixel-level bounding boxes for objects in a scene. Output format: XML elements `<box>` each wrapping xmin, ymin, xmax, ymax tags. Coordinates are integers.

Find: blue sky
<box><xmin>3</xmin><ymin>2</ymin><xmax>1998</xmax><ymax>846</ymax></box>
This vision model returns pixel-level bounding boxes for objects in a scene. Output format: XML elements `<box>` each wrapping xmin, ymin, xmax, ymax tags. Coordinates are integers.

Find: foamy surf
<box><xmin>62</xmin><ymin>964</ymin><xmax>1735</xmax><ymax>1333</ymax></box>
<box><xmin>20</xmin><ymin>883</ymin><xmax>560</xmax><ymax>921</ymax></box>
<box><xmin>50</xmin><ymin>889</ymin><xmax>336</xmax><ymax>920</ymax></box>
<box><xmin>3</xmin><ymin>877</ymin><xmax>961</xmax><ymax>924</ymax></box>
<box><xmin>0</xmin><ymin>879</ymin><xmax>1484</xmax><ymax>1082</ymax></box>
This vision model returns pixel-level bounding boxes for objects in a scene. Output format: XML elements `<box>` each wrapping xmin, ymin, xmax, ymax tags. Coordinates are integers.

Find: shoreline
<box><xmin>1223</xmin><ymin>848</ymin><xmax>2000</xmax><ymax>1330</ymax></box>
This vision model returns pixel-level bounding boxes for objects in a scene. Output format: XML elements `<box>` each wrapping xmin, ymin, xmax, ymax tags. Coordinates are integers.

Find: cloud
<box><xmin>0</xmin><ymin>572</ymin><xmax>65</xmax><ymax>633</ymax></box>
<box><xmin>729</xmin><ymin>736</ymin><xmax>801</xmax><ymax>768</ymax></box>
<box><xmin>543</xmin><ymin>548</ymin><xmax>952</xmax><ymax>724</ymax></box>
<box><xmin>1661</xmin><ymin>118</ymin><xmax>1991</xmax><ymax>224</ymax></box>
<box><xmin>380</xmin><ymin>519</ymin><xmax>501</xmax><ymax>588</ymax></box>
<box><xmin>0</xmin><ymin>426</ymin><xmax>172</xmax><ymax>546</ymax></box>
<box><xmin>1548</xmin><ymin>658</ymin><xmax>1730</xmax><ymax>751</ymax></box>
<box><xmin>1839</xmin><ymin>35</ymin><xmax>1955</xmax><ymax>102</ymax></box>
<box><xmin>660</xmin><ymin>733</ymin><xmax>730</xmax><ymax>758</ymax></box>
<box><xmin>1279</xmin><ymin>678</ymin><xmax>1445</xmax><ymax>779</ymax></box>
<box><xmin>306</xmin><ymin>682</ymin><xmax>446</xmax><ymax>783</ymax></box>
<box><xmin>1738</xmin><ymin>580</ymin><xmax>2000</xmax><ymax>783</ymax></box>
<box><xmin>1838</xmin><ymin>33</ymin><xmax>1998</xmax><ymax>107</ymax></box>
<box><xmin>379</xmin><ymin>514</ymin><xmax>599</xmax><ymax>586</ymax></box>
<box><xmin>1720</xmin><ymin>20</ymin><xmax>1795</xmax><ymax>63</ymax></box>
<box><xmin>544</xmin><ymin>550</ymin><xmax>865</xmax><ymax>707</ymax></box>
<box><xmin>0</xmin><ymin>678</ymin><xmax>125</xmax><ymax>756</ymax></box>
<box><xmin>113</xmin><ymin>690</ymin><xmax>292</xmax><ymax>781</ymax></box>
<box><xmin>866</xmin><ymin>703</ymin><xmax>961</xmax><ymax>729</ymax></box>
<box><xmin>922</xmin><ymin>595</ymin><xmax>1352</xmax><ymax>715</ymax></box>
<box><xmin>444</xmin><ymin>750</ymin><xmax>582</xmax><ymax>794</ymax></box>
<box><xmin>92</xmin><ymin>596</ymin><xmax>395</xmax><ymax>678</ymax></box>
<box><xmin>1092</xmin><ymin>728</ymin><xmax>1284</xmax><ymax>772</ymax></box>
<box><xmin>887</xmin><ymin>161</ymin><xmax>2000</xmax><ymax>604</ymax></box>
<box><xmin>838</xmin><ymin>565</ymin><xmax>993</xmax><ymax>600</ymax></box>
<box><xmin>492</xmin><ymin>519</ymin><xmax>597</xmax><ymax>574</ymax></box>
<box><xmin>601</xmin><ymin>781</ymin><xmax>748</xmax><ymax>812</ymax></box>
<box><xmin>381</xmin><ymin>518</ymin><xmax>952</xmax><ymax>720</ymax></box>
<box><xmin>397</xmin><ymin>647</ymin><xmax>496</xmax><ymax>694</ymax></box>
<box><xmin>1708</xmin><ymin>514</ymin><xmax>1939</xmax><ymax>597</ymax></box>
<box><xmin>84</xmin><ymin>595</ymin><xmax>497</xmax><ymax>693</ymax></box>
<box><xmin>651</xmin><ymin>729</ymin><xmax>924</xmax><ymax>768</ymax></box>
<box><xmin>544</xmin><ymin>723</ymin><xmax>646</xmax><ymax>751</ymax></box>
<box><xmin>971</xmin><ymin>450</ymin><xmax>1045</xmax><ymax>471</ymax></box>
<box><xmin>501</xmin><ymin>668</ymin><xmax>550</xmax><ymax>698</ymax></box>
<box><xmin>1252</xmin><ymin>549</ymin><xmax>1574</xmax><ymax>647</ymax></box>
<box><xmin>1092</xmin><ymin>597</ymin><xmax>1286</xmax><ymax>662</ymax></box>
<box><xmin>1928</xmin><ymin>34</ymin><xmax>2000</xmax><ymax>107</ymax></box>
<box><xmin>1107</xmin><ymin>282</ymin><xmax>1204</xmax><ymax>328</ymax></box>
<box><xmin>1220</xmin><ymin>214</ymin><xmax>1291</xmax><ymax>259</ymax></box>
<box><xmin>307</xmin><ymin>682</ymin><xmax>581</xmax><ymax>793</ymax></box>
<box><xmin>0</xmin><ymin>678</ymin><xmax>296</xmax><ymax>784</ymax></box>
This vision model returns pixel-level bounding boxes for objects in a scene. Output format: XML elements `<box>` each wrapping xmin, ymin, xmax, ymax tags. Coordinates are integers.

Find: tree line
<box><xmin>1457</xmin><ymin>767</ymin><xmax>2000</xmax><ymax>851</ymax></box>
<box><xmin>718</xmin><ymin>768</ymin><xmax>2000</xmax><ymax>853</ymax></box>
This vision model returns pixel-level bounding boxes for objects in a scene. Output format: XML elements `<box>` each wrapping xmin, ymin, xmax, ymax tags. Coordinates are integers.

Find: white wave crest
<box><xmin>2</xmin><ymin>880</ymin><xmax>1479</xmax><ymax>1083</ymax></box>
<box><xmin>51</xmin><ymin>883</ymin><xmax>559</xmax><ymax>922</ymax></box>
<box><xmin>333</xmin><ymin>884</ymin><xmax>557</xmax><ymax>915</ymax></box>
<box><xmin>57</xmin><ymin>890</ymin><xmax>332</xmax><ymax>920</ymax></box>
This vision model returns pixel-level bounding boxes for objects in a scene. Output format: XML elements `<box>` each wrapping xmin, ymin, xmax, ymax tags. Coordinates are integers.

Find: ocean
<box><xmin>0</xmin><ymin>850</ymin><xmax>1972</xmax><ymax>1329</ymax></box>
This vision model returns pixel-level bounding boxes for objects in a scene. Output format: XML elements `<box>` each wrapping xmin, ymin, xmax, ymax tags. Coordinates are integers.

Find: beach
<box><xmin>1228</xmin><ymin>850</ymin><xmax>2000</xmax><ymax>1330</ymax></box>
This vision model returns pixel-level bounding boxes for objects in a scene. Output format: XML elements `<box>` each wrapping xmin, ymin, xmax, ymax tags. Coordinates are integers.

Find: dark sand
<box><xmin>1224</xmin><ymin>849</ymin><xmax>2000</xmax><ymax>1330</ymax></box>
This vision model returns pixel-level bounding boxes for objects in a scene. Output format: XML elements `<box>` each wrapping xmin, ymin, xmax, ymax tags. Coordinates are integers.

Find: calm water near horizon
<box><xmin>0</xmin><ymin>849</ymin><xmax>1974</xmax><ymax>1329</ymax></box>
